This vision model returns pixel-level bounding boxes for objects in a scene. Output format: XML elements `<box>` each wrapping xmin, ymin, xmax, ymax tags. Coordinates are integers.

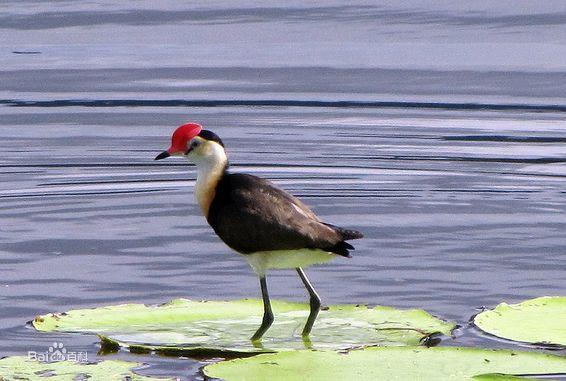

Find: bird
<box><xmin>155</xmin><ymin>122</ymin><xmax>363</xmax><ymax>341</ymax></box>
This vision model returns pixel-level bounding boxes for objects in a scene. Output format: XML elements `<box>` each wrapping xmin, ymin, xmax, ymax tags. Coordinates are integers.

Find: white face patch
<box><xmin>186</xmin><ymin>136</ymin><xmax>206</xmax><ymax>156</ymax></box>
<box><xmin>187</xmin><ymin>139</ymin><xmax>225</xmax><ymax>162</ymax></box>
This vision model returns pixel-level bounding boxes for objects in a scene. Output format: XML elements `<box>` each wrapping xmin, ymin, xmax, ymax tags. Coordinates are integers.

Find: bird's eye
<box><xmin>185</xmin><ymin>139</ymin><xmax>200</xmax><ymax>155</ymax></box>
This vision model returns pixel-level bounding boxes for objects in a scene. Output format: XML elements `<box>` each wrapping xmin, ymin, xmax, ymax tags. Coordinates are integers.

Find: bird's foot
<box><xmin>301</xmin><ymin>334</ymin><xmax>313</xmax><ymax>349</ymax></box>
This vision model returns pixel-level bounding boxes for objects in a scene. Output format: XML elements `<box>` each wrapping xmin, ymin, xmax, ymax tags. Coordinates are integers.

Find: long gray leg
<box><xmin>251</xmin><ymin>276</ymin><xmax>274</xmax><ymax>341</ymax></box>
<box><xmin>296</xmin><ymin>267</ymin><xmax>321</xmax><ymax>337</ymax></box>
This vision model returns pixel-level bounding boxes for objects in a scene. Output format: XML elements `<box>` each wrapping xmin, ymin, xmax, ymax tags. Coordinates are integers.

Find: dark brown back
<box><xmin>207</xmin><ymin>173</ymin><xmax>357</xmax><ymax>256</ymax></box>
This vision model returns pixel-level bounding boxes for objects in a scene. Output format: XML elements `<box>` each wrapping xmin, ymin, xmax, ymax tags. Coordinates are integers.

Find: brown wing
<box><xmin>207</xmin><ymin>173</ymin><xmax>348</xmax><ymax>255</ymax></box>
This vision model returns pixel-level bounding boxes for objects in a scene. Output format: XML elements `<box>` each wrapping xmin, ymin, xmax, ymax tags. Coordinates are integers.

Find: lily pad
<box><xmin>473</xmin><ymin>296</ymin><xmax>566</xmax><ymax>347</ymax></box>
<box><xmin>0</xmin><ymin>356</ymin><xmax>167</xmax><ymax>381</ymax></box>
<box><xmin>33</xmin><ymin>299</ymin><xmax>454</xmax><ymax>355</ymax></box>
<box><xmin>473</xmin><ymin>375</ymin><xmax>534</xmax><ymax>381</ymax></box>
<box><xmin>203</xmin><ymin>346</ymin><xmax>566</xmax><ymax>381</ymax></box>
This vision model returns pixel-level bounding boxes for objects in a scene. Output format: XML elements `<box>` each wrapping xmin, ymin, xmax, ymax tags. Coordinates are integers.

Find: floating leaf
<box><xmin>0</xmin><ymin>356</ymin><xmax>168</xmax><ymax>381</ymax></box>
<box><xmin>473</xmin><ymin>374</ymin><xmax>534</xmax><ymax>380</ymax></box>
<box><xmin>203</xmin><ymin>346</ymin><xmax>566</xmax><ymax>381</ymax></box>
<box><xmin>473</xmin><ymin>296</ymin><xmax>566</xmax><ymax>347</ymax></box>
<box><xmin>33</xmin><ymin>299</ymin><xmax>454</xmax><ymax>355</ymax></box>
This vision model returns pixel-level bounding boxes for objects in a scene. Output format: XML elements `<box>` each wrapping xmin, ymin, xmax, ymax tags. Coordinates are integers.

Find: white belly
<box><xmin>243</xmin><ymin>249</ymin><xmax>337</xmax><ymax>276</ymax></box>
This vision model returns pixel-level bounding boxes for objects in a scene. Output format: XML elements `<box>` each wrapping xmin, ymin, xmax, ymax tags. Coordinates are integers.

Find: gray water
<box><xmin>1</xmin><ymin>1</ymin><xmax>566</xmax><ymax>379</ymax></box>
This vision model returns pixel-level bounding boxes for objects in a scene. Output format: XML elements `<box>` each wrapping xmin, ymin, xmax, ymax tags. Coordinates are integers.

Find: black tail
<box><xmin>338</xmin><ymin>228</ymin><xmax>364</xmax><ymax>241</ymax></box>
<box><xmin>326</xmin><ymin>241</ymin><xmax>354</xmax><ymax>257</ymax></box>
<box><xmin>324</xmin><ymin>223</ymin><xmax>364</xmax><ymax>241</ymax></box>
<box><xmin>323</xmin><ymin>223</ymin><xmax>363</xmax><ymax>258</ymax></box>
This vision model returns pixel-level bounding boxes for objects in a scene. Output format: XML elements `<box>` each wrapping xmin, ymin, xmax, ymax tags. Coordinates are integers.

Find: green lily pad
<box><xmin>473</xmin><ymin>374</ymin><xmax>535</xmax><ymax>381</ymax></box>
<box><xmin>32</xmin><ymin>299</ymin><xmax>454</xmax><ymax>355</ymax></box>
<box><xmin>0</xmin><ymin>356</ymin><xmax>168</xmax><ymax>381</ymax></box>
<box><xmin>473</xmin><ymin>296</ymin><xmax>566</xmax><ymax>347</ymax></box>
<box><xmin>203</xmin><ymin>346</ymin><xmax>566</xmax><ymax>381</ymax></box>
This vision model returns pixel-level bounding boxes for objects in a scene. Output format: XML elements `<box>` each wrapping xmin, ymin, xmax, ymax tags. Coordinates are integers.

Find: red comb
<box><xmin>168</xmin><ymin>123</ymin><xmax>203</xmax><ymax>154</ymax></box>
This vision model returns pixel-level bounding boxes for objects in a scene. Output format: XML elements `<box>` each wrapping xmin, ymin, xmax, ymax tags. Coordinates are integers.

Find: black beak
<box><xmin>154</xmin><ymin>151</ymin><xmax>170</xmax><ymax>160</ymax></box>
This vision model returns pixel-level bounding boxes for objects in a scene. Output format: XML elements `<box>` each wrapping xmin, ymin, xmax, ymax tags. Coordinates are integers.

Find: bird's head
<box><xmin>155</xmin><ymin>123</ymin><xmax>227</xmax><ymax>168</ymax></box>
<box><xmin>154</xmin><ymin>122</ymin><xmax>202</xmax><ymax>160</ymax></box>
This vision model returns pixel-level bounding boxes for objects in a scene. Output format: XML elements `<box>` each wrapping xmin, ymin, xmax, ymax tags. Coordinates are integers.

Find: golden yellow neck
<box><xmin>195</xmin><ymin>163</ymin><xmax>225</xmax><ymax>217</ymax></box>
<box><xmin>191</xmin><ymin>142</ymin><xmax>228</xmax><ymax>217</ymax></box>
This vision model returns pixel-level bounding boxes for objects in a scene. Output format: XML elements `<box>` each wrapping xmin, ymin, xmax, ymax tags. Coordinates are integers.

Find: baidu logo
<box><xmin>28</xmin><ymin>342</ymin><xmax>88</xmax><ymax>363</ymax></box>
